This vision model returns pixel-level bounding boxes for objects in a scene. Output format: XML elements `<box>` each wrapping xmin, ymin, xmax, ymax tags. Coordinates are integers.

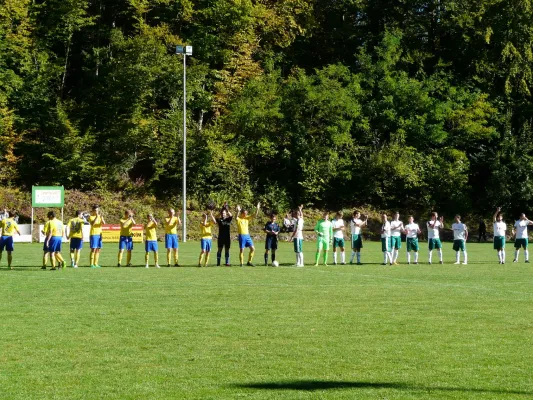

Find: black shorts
<box><xmin>265</xmin><ymin>236</ymin><xmax>278</xmax><ymax>250</ymax></box>
<box><xmin>217</xmin><ymin>237</ymin><xmax>231</xmax><ymax>249</ymax></box>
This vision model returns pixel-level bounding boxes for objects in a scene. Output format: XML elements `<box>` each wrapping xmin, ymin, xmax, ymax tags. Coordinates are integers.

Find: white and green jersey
<box><xmin>332</xmin><ymin>219</ymin><xmax>345</xmax><ymax>239</ymax></box>
<box><xmin>350</xmin><ymin>219</ymin><xmax>363</xmax><ymax>235</ymax></box>
<box><xmin>295</xmin><ymin>217</ymin><xmax>304</xmax><ymax>240</ymax></box>
<box><xmin>452</xmin><ymin>223</ymin><xmax>467</xmax><ymax>240</ymax></box>
<box><xmin>494</xmin><ymin>221</ymin><xmax>506</xmax><ymax>237</ymax></box>
<box><xmin>514</xmin><ymin>220</ymin><xmax>530</xmax><ymax>239</ymax></box>
<box><xmin>381</xmin><ymin>221</ymin><xmax>391</xmax><ymax>238</ymax></box>
<box><xmin>427</xmin><ymin>220</ymin><xmax>442</xmax><ymax>239</ymax></box>
<box><xmin>405</xmin><ymin>223</ymin><xmax>420</xmax><ymax>239</ymax></box>
<box><xmin>390</xmin><ymin>220</ymin><xmax>403</xmax><ymax>237</ymax></box>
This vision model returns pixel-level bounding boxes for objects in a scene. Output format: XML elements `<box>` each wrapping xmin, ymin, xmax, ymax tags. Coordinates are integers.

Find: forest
<box><xmin>1</xmin><ymin>0</ymin><xmax>533</xmax><ymax>216</ymax></box>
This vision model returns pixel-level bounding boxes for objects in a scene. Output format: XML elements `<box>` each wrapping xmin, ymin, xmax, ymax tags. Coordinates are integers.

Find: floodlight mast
<box><xmin>175</xmin><ymin>45</ymin><xmax>193</xmax><ymax>242</ymax></box>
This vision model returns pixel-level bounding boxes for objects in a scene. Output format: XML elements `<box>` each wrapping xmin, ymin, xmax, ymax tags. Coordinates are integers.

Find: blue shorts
<box><xmin>0</xmin><ymin>236</ymin><xmax>14</xmax><ymax>252</ymax></box>
<box><xmin>238</xmin><ymin>234</ymin><xmax>254</xmax><ymax>249</ymax></box>
<box><xmin>90</xmin><ymin>235</ymin><xmax>102</xmax><ymax>249</ymax></box>
<box><xmin>145</xmin><ymin>240</ymin><xmax>158</xmax><ymax>252</ymax></box>
<box><xmin>119</xmin><ymin>236</ymin><xmax>133</xmax><ymax>251</ymax></box>
<box><xmin>265</xmin><ymin>236</ymin><xmax>278</xmax><ymax>250</ymax></box>
<box><xmin>48</xmin><ymin>237</ymin><xmax>62</xmax><ymax>253</ymax></box>
<box><xmin>70</xmin><ymin>238</ymin><xmax>83</xmax><ymax>251</ymax></box>
<box><xmin>165</xmin><ymin>234</ymin><xmax>179</xmax><ymax>249</ymax></box>
<box><xmin>201</xmin><ymin>238</ymin><xmax>212</xmax><ymax>252</ymax></box>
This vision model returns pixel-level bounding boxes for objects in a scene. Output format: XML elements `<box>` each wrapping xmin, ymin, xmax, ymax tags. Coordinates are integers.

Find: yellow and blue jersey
<box><xmin>67</xmin><ymin>217</ymin><xmax>84</xmax><ymax>239</ymax></box>
<box><xmin>1</xmin><ymin>218</ymin><xmax>19</xmax><ymax>236</ymax></box>
<box><xmin>49</xmin><ymin>218</ymin><xmax>64</xmax><ymax>238</ymax></box>
<box><xmin>145</xmin><ymin>221</ymin><xmax>157</xmax><ymax>241</ymax></box>
<box><xmin>200</xmin><ymin>222</ymin><xmax>213</xmax><ymax>239</ymax></box>
<box><xmin>120</xmin><ymin>218</ymin><xmax>134</xmax><ymax>237</ymax></box>
<box><xmin>237</xmin><ymin>216</ymin><xmax>253</xmax><ymax>235</ymax></box>
<box><xmin>164</xmin><ymin>217</ymin><xmax>179</xmax><ymax>234</ymax></box>
<box><xmin>89</xmin><ymin>215</ymin><xmax>103</xmax><ymax>235</ymax></box>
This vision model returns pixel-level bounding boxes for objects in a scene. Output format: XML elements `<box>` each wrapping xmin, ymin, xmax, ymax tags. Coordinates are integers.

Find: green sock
<box><xmin>315</xmin><ymin>252</ymin><xmax>320</xmax><ymax>264</ymax></box>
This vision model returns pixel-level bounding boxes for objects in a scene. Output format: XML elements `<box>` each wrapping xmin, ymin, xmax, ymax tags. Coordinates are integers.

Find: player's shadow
<box><xmin>232</xmin><ymin>380</ymin><xmax>533</xmax><ymax>396</ymax></box>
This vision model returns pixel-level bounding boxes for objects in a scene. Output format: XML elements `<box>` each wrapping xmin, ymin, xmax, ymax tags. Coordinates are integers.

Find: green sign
<box><xmin>32</xmin><ymin>186</ymin><xmax>64</xmax><ymax>207</ymax></box>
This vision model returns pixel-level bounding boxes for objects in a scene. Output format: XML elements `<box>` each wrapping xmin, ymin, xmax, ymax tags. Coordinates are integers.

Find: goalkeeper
<box><xmin>314</xmin><ymin>212</ymin><xmax>333</xmax><ymax>266</ymax></box>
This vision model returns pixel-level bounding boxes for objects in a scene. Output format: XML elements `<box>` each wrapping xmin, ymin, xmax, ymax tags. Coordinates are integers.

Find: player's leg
<box><xmin>350</xmin><ymin>236</ymin><xmax>356</xmax><ymax>264</ymax></box>
<box><xmin>428</xmin><ymin>239</ymin><xmax>434</xmax><ymax>264</ymax></box>
<box><xmin>7</xmin><ymin>251</ymin><xmax>13</xmax><ymax>269</ymax></box>
<box><xmin>238</xmin><ymin>235</ymin><xmax>245</xmax><ymax>266</ymax></box>
<box><xmin>514</xmin><ymin>240</ymin><xmax>521</xmax><ymax>262</ymax></box>
<box><xmin>340</xmin><ymin>242</ymin><xmax>345</xmax><ymax>264</ymax></box>
<box><xmin>154</xmin><ymin>248</ymin><xmax>160</xmax><ymax>267</ymax></box>
<box><xmin>264</xmin><ymin>240</ymin><xmax>270</xmax><ymax>266</ymax></box>
<box><xmin>126</xmin><ymin>244</ymin><xmax>133</xmax><ymax>266</ymax></box>
<box><xmin>437</xmin><ymin>240</ymin><xmax>443</xmax><ymax>263</ymax></box>
<box><xmin>333</xmin><ymin>240</ymin><xmax>338</xmax><ymax>265</ymax></box>
<box><xmin>323</xmin><ymin>239</ymin><xmax>330</xmax><ymax>265</ymax></box>
<box><xmin>216</xmin><ymin>238</ymin><xmax>223</xmax><ymax>266</ymax></box>
<box><xmin>524</xmin><ymin>240</ymin><xmax>529</xmax><ymax>262</ymax></box>
<box><xmin>314</xmin><ymin>240</ymin><xmax>322</xmax><ymax>266</ymax></box>
<box><xmin>224</xmin><ymin>240</ymin><xmax>231</xmax><ymax>266</ymax></box>
<box><xmin>247</xmin><ymin>242</ymin><xmax>255</xmax><ymax>266</ymax></box>
<box><xmin>118</xmin><ymin>249</ymin><xmax>124</xmax><ymax>267</ymax></box>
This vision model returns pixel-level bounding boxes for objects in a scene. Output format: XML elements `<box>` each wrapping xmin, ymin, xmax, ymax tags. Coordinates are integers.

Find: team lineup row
<box><xmin>0</xmin><ymin>205</ymin><xmax>530</xmax><ymax>269</ymax></box>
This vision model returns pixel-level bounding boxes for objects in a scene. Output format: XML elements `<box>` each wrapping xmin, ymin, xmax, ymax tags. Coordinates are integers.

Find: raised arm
<box><xmin>493</xmin><ymin>207</ymin><xmax>501</xmax><ymax>222</ymax></box>
<box><xmin>255</xmin><ymin>202</ymin><xmax>261</xmax><ymax>218</ymax></box>
<box><xmin>209</xmin><ymin>210</ymin><xmax>216</xmax><ymax>225</ymax></box>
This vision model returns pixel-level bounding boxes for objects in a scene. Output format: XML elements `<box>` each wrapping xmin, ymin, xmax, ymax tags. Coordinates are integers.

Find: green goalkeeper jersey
<box><xmin>314</xmin><ymin>219</ymin><xmax>333</xmax><ymax>241</ymax></box>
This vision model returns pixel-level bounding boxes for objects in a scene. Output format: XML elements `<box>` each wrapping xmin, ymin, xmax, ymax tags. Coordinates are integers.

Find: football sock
<box><xmin>341</xmin><ymin>251</ymin><xmax>345</xmax><ymax>263</ymax></box>
<box><xmin>204</xmin><ymin>254</ymin><xmax>209</xmax><ymax>267</ymax></box>
<box><xmin>525</xmin><ymin>250</ymin><xmax>529</xmax><ymax>261</ymax></box>
<box><xmin>174</xmin><ymin>250</ymin><xmax>179</xmax><ymax>265</ymax></box>
<box><xmin>271</xmin><ymin>252</ymin><xmax>276</xmax><ymax>262</ymax></box>
<box><xmin>154</xmin><ymin>252</ymin><xmax>159</xmax><ymax>264</ymax></box>
<box><xmin>264</xmin><ymin>253</ymin><xmax>268</xmax><ymax>265</ymax></box>
<box><xmin>407</xmin><ymin>252</ymin><xmax>411</xmax><ymax>263</ymax></box>
<box><xmin>126</xmin><ymin>251</ymin><xmax>131</xmax><ymax>265</ymax></box>
<box><xmin>497</xmin><ymin>250</ymin><xmax>502</xmax><ymax>262</ymax></box>
<box><xmin>333</xmin><ymin>252</ymin><xmax>337</xmax><ymax>264</ymax></box>
<box><xmin>462</xmin><ymin>251</ymin><xmax>467</xmax><ymax>263</ymax></box>
<box><xmin>90</xmin><ymin>252</ymin><xmax>95</xmax><ymax>266</ymax></box>
<box><xmin>51</xmin><ymin>255</ymin><xmax>56</xmax><ymax>268</ymax></box>
<box><xmin>383</xmin><ymin>252</ymin><xmax>388</xmax><ymax>264</ymax></box>
<box><xmin>315</xmin><ymin>252</ymin><xmax>320</xmax><ymax>265</ymax></box>
<box><xmin>428</xmin><ymin>250</ymin><xmax>433</xmax><ymax>263</ymax></box>
<box><xmin>502</xmin><ymin>249</ymin><xmax>506</xmax><ymax>263</ymax></box>
<box><xmin>248</xmin><ymin>250</ymin><xmax>255</xmax><ymax>263</ymax></box>
<box><xmin>357</xmin><ymin>252</ymin><xmax>361</xmax><ymax>263</ymax></box>
<box><xmin>323</xmin><ymin>251</ymin><xmax>328</xmax><ymax>264</ymax></box>
<box><xmin>118</xmin><ymin>251</ymin><xmax>123</xmax><ymax>264</ymax></box>
<box><xmin>198</xmin><ymin>253</ymin><xmax>204</xmax><ymax>265</ymax></box>
<box><xmin>7</xmin><ymin>253</ymin><xmax>12</xmax><ymax>267</ymax></box>
<box><xmin>145</xmin><ymin>253</ymin><xmax>149</xmax><ymax>265</ymax></box>
<box><xmin>70</xmin><ymin>251</ymin><xmax>75</xmax><ymax>264</ymax></box>
<box><xmin>350</xmin><ymin>251</ymin><xmax>355</xmax><ymax>263</ymax></box>
<box><xmin>225</xmin><ymin>250</ymin><xmax>230</xmax><ymax>265</ymax></box>
<box><xmin>295</xmin><ymin>253</ymin><xmax>299</xmax><ymax>264</ymax></box>
<box><xmin>299</xmin><ymin>253</ymin><xmax>304</xmax><ymax>265</ymax></box>
<box><xmin>414</xmin><ymin>252</ymin><xmax>419</xmax><ymax>263</ymax></box>
<box><xmin>455</xmin><ymin>252</ymin><xmax>460</xmax><ymax>263</ymax></box>
<box><xmin>56</xmin><ymin>253</ymin><xmax>64</xmax><ymax>263</ymax></box>
<box><xmin>75</xmin><ymin>250</ymin><xmax>80</xmax><ymax>265</ymax></box>
<box><xmin>515</xmin><ymin>249</ymin><xmax>519</xmax><ymax>260</ymax></box>
<box><xmin>438</xmin><ymin>249</ymin><xmax>443</xmax><ymax>262</ymax></box>
<box><xmin>239</xmin><ymin>253</ymin><xmax>244</xmax><ymax>265</ymax></box>
<box><xmin>167</xmin><ymin>252</ymin><xmax>171</xmax><ymax>265</ymax></box>
<box><xmin>94</xmin><ymin>252</ymin><xmax>100</xmax><ymax>266</ymax></box>
<box><xmin>216</xmin><ymin>250</ymin><xmax>222</xmax><ymax>266</ymax></box>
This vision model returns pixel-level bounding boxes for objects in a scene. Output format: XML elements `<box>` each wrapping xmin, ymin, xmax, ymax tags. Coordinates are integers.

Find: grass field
<box><xmin>1</xmin><ymin>241</ymin><xmax>532</xmax><ymax>399</ymax></box>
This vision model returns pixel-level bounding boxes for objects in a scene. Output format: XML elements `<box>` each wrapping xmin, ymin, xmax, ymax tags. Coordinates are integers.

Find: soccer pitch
<box><xmin>1</xmin><ymin>242</ymin><xmax>532</xmax><ymax>399</ymax></box>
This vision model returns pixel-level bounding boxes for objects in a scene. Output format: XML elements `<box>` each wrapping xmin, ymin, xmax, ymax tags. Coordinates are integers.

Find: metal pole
<box><xmin>182</xmin><ymin>53</ymin><xmax>187</xmax><ymax>242</ymax></box>
<box><xmin>31</xmin><ymin>207</ymin><xmax>34</xmax><ymax>243</ymax></box>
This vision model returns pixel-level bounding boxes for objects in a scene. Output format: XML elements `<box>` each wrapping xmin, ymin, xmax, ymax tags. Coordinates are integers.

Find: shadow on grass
<box><xmin>232</xmin><ymin>380</ymin><xmax>533</xmax><ymax>396</ymax></box>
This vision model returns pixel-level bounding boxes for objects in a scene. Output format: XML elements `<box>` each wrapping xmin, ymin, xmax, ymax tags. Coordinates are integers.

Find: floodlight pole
<box><xmin>176</xmin><ymin>45</ymin><xmax>192</xmax><ymax>242</ymax></box>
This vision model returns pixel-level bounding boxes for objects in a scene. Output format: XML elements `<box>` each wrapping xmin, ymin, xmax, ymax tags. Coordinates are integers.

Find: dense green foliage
<box><xmin>1</xmin><ymin>0</ymin><xmax>533</xmax><ymax>216</ymax></box>
<box><xmin>1</xmin><ymin>242</ymin><xmax>533</xmax><ymax>399</ymax></box>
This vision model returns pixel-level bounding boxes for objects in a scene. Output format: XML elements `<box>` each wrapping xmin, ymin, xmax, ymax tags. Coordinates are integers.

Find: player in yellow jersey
<box><xmin>89</xmin><ymin>205</ymin><xmax>106</xmax><ymax>268</ymax></box>
<box><xmin>66</xmin><ymin>210</ymin><xmax>84</xmax><ymax>268</ymax></box>
<box><xmin>45</xmin><ymin>211</ymin><xmax>66</xmax><ymax>270</ymax></box>
<box><xmin>144</xmin><ymin>214</ymin><xmax>160</xmax><ymax>268</ymax></box>
<box><xmin>118</xmin><ymin>210</ymin><xmax>136</xmax><ymax>267</ymax></box>
<box><xmin>198</xmin><ymin>210</ymin><xmax>216</xmax><ymax>267</ymax></box>
<box><xmin>163</xmin><ymin>208</ymin><xmax>181</xmax><ymax>267</ymax></box>
<box><xmin>236</xmin><ymin>202</ymin><xmax>261</xmax><ymax>266</ymax></box>
<box><xmin>0</xmin><ymin>211</ymin><xmax>21</xmax><ymax>269</ymax></box>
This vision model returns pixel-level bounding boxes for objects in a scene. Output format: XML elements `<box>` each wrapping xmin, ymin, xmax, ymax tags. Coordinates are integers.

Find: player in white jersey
<box><xmin>332</xmin><ymin>212</ymin><xmax>346</xmax><ymax>265</ymax></box>
<box><xmin>512</xmin><ymin>213</ymin><xmax>533</xmax><ymax>263</ymax></box>
<box><xmin>380</xmin><ymin>214</ymin><xmax>392</xmax><ymax>265</ymax></box>
<box><xmin>289</xmin><ymin>205</ymin><xmax>304</xmax><ymax>267</ymax></box>
<box><xmin>349</xmin><ymin>211</ymin><xmax>366</xmax><ymax>265</ymax></box>
<box><xmin>451</xmin><ymin>215</ymin><xmax>468</xmax><ymax>264</ymax></box>
<box><xmin>427</xmin><ymin>212</ymin><xmax>444</xmax><ymax>264</ymax></box>
<box><xmin>404</xmin><ymin>215</ymin><xmax>421</xmax><ymax>264</ymax></box>
<box><xmin>390</xmin><ymin>212</ymin><xmax>404</xmax><ymax>265</ymax></box>
<box><xmin>493</xmin><ymin>207</ymin><xmax>507</xmax><ymax>264</ymax></box>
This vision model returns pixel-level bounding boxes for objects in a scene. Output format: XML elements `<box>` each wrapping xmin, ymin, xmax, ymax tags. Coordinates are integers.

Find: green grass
<box><xmin>1</xmin><ymin>241</ymin><xmax>532</xmax><ymax>399</ymax></box>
